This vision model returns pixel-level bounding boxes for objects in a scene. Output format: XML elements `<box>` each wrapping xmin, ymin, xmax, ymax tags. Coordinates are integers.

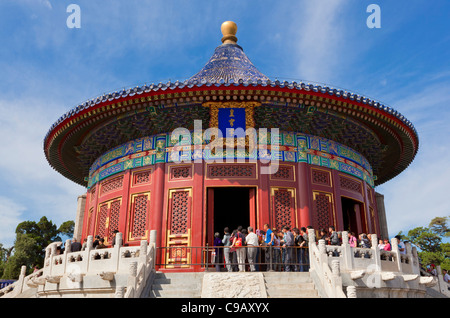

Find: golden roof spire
<box><xmin>221</xmin><ymin>21</ymin><xmax>238</xmax><ymax>44</ymax></box>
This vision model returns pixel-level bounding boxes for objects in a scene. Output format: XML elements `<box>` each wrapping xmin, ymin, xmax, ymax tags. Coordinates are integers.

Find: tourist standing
<box><xmin>383</xmin><ymin>238</ymin><xmax>391</xmax><ymax>251</ymax></box>
<box><xmin>263</xmin><ymin>224</ymin><xmax>274</xmax><ymax>271</ymax></box>
<box><xmin>328</xmin><ymin>226</ymin><xmax>339</xmax><ymax>246</ymax></box>
<box><xmin>282</xmin><ymin>226</ymin><xmax>295</xmax><ymax>272</ymax></box>
<box><xmin>348</xmin><ymin>232</ymin><xmax>357</xmax><ymax>248</ymax></box>
<box><xmin>395</xmin><ymin>235</ymin><xmax>406</xmax><ymax>255</ymax></box>
<box><xmin>231</xmin><ymin>226</ymin><xmax>246</xmax><ymax>272</ymax></box>
<box><xmin>70</xmin><ymin>237</ymin><xmax>82</xmax><ymax>252</ymax></box>
<box><xmin>222</xmin><ymin>227</ymin><xmax>232</xmax><ymax>272</ymax></box>
<box><xmin>298</xmin><ymin>227</ymin><xmax>309</xmax><ymax>272</ymax></box>
<box><xmin>214</xmin><ymin>232</ymin><xmax>223</xmax><ymax>272</ymax></box>
<box><xmin>245</xmin><ymin>227</ymin><xmax>259</xmax><ymax>272</ymax></box>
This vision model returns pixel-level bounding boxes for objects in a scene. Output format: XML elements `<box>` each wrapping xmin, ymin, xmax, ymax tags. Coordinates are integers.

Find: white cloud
<box><xmin>0</xmin><ymin>98</ymin><xmax>85</xmax><ymax>248</ymax></box>
<box><xmin>376</xmin><ymin>80</ymin><xmax>450</xmax><ymax>237</ymax></box>
<box><xmin>0</xmin><ymin>197</ymin><xmax>25</xmax><ymax>247</ymax></box>
<box><xmin>291</xmin><ymin>0</ymin><xmax>351</xmax><ymax>83</ymax></box>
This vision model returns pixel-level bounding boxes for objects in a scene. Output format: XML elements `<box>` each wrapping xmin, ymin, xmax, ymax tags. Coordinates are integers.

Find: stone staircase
<box><xmin>263</xmin><ymin>272</ymin><xmax>320</xmax><ymax>298</ymax></box>
<box><xmin>148</xmin><ymin>271</ymin><xmax>319</xmax><ymax>298</ymax></box>
<box><xmin>149</xmin><ymin>272</ymin><xmax>204</xmax><ymax>298</ymax></box>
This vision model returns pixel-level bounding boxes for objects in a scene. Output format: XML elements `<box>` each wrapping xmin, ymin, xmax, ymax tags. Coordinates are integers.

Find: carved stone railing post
<box><xmin>411</xmin><ymin>246</ymin><xmax>420</xmax><ymax>275</ymax></box>
<box><xmin>126</xmin><ymin>261</ymin><xmax>138</xmax><ymax>298</ymax></box>
<box><xmin>115</xmin><ymin>286</ymin><xmax>125</xmax><ymax>298</ymax></box>
<box><xmin>318</xmin><ymin>239</ymin><xmax>326</xmax><ymax>255</ymax></box>
<box><xmin>347</xmin><ymin>286</ymin><xmax>357</xmax><ymax>298</ymax></box>
<box><xmin>116</xmin><ymin>232</ymin><xmax>123</xmax><ymax>248</ymax></box>
<box><xmin>86</xmin><ymin>235</ymin><xmax>93</xmax><ymax>252</ymax></box>
<box><xmin>341</xmin><ymin>231</ymin><xmax>353</xmax><ymax>270</ymax></box>
<box><xmin>371</xmin><ymin>234</ymin><xmax>381</xmax><ymax>270</ymax></box>
<box><xmin>391</xmin><ymin>237</ymin><xmax>402</xmax><ymax>272</ymax></box>
<box><xmin>331</xmin><ymin>259</ymin><xmax>340</xmax><ymax>277</ymax></box>
<box><xmin>140</xmin><ymin>239</ymin><xmax>148</xmax><ymax>265</ymax></box>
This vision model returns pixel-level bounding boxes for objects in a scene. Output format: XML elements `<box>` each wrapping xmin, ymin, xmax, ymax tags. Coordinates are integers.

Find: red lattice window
<box><xmin>130</xmin><ymin>194</ymin><xmax>149</xmax><ymax>238</ymax></box>
<box><xmin>89</xmin><ymin>186</ymin><xmax>97</xmax><ymax>202</ymax></box>
<box><xmin>100</xmin><ymin>176</ymin><xmax>124</xmax><ymax>196</ymax></box>
<box><xmin>96</xmin><ymin>204</ymin><xmax>109</xmax><ymax>239</ymax></box>
<box><xmin>273</xmin><ymin>189</ymin><xmax>294</xmax><ymax>231</ymax></box>
<box><xmin>170</xmin><ymin>166</ymin><xmax>191</xmax><ymax>180</ymax></box>
<box><xmin>339</xmin><ymin>176</ymin><xmax>362</xmax><ymax>194</ymax></box>
<box><xmin>312</xmin><ymin>169</ymin><xmax>331</xmax><ymax>186</ymax></box>
<box><xmin>271</xmin><ymin>166</ymin><xmax>294</xmax><ymax>181</ymax></box>
<box><xmin>96</xmin><ymin>199</ymin><xmax>122</xmax><ymax>244</ymax></box>
<box><xmin>108</xmin><ymin>200</ymin><xmax>121</xmax><ymax>241</ymax></box>
<box><xmin>170</xmin><ymin>190</ymin><xmax>190</xmax><ymax>235</ymax></box>
<box><xmin>86</xmin><ymin>208</ymin><xmax>94</xmax><ymax>236</ymax></box>
<box><xmin>133</xmin><ymin>170</ymin><xmax>152</xmax><ymax>186</ymax></box>
<box><xmin>313</xmin><ymin>192</ymin><xmax>333</xmax><ymax>230</ymax></box>
<box><xmin>208</xmin><ymin>164</ymin><xmax>254</xmax><ymax>178</ymax></box>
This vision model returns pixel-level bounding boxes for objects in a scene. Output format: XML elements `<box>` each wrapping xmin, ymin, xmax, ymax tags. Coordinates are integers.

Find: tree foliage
<box><xmin>0</xmin><ymin>217</ymin><xmax>74</xmax><ymax>279</ymax></box>
<box><xmin>402</xmin><ymin>216</ymin><xmax>450</xmax><ymax>271</ymax></box>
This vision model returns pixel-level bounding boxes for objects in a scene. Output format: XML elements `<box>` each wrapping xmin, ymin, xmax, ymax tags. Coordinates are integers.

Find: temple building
<box><xmin>43</xmin><ymin>21</ymin><xmax>418</xmax><ymax>271</ymax></box>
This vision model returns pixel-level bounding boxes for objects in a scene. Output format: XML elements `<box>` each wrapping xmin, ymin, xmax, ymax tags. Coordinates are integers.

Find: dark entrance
<box><xmin>213</xmin><ymin>187</ymin><xmax>250</xmax><ymax>235</ymax></box>
<box><xmin>341</xmin><ymin>197</ymin><xmax>367</xmax><ymax>234</ymax></box>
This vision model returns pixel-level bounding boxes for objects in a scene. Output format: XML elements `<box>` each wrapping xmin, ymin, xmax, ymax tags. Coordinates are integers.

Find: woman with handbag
<box><xmin>231</xmin><ymin>226</ymin><xmax>247</xmax><ymax>272</ymax></box>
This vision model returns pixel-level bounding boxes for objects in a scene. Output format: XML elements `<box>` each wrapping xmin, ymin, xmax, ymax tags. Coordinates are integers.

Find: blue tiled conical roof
<box><xmin>187</xmin><ymin>43</ymin><xmax>269</xmax><ymax>84</ymax></box>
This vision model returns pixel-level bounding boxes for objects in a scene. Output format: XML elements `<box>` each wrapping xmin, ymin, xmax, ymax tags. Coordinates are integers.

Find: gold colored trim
<box><xmin>204</xmin><ymin>161</ymin><xmax>258</xmax><ymax>180</ymax></box>
<box><xmin>313</xmin><ymin>191</ymin><xmax>336</xmax><ymax>228</ymax></box>
<box><xmin>202</xmin><ymin>101</ymin><xmax>261</xmax><ymax>129</ymax></box>
<box><xmin>269</xmin><ymin>164</ymin><xmax>296</xmax><ymax>182</ymax></box>
<box><xmin>311</xmin><ymin>167</ymin><xmax>333</xmax><ymax>187</ymax></box>
<box><xmin>270</xmin><ymin>187</ymin><xmax>298</xmax><ymax>228</ymax></box>
<box><xmin>127</xmin><ymin>191</ymin><xmax>151</xmax><ymax>242</ymax></box>
<box><xmin>130</xmin><ymin>167</ymin><xmax>153</xmax><ymax>188</ymax></box>
<box><xmin>338</xmin><ymin>173</ymin><xmax>363</xmax><ymax>196</ymax></box>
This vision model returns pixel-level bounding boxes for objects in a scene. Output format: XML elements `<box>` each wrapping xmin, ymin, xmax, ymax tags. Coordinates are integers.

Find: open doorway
<box><xmin>341</xmin><ymin>197</ymin><xmax>367</xmax><ymax>234</ymax></box>
<box><xmin>213</xmin><ymin>187</ymin><xmax>250</xmax><ymax>234</ymax></box>
<box><xmin>206</xmin><ymin>187</ymin><xmax>255</xmax><ymax>246</ymax></box>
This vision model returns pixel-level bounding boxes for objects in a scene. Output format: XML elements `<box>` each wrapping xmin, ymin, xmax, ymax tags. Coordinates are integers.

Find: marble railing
<box><xmin>0</xmin><ymin>231</ymin><xmax>157</xmax><ymax>298</ymax></box>
<box><xmin>307</xmin><ymin>229</ymin><xmax>438</xmax><ymax>298</ymax></box>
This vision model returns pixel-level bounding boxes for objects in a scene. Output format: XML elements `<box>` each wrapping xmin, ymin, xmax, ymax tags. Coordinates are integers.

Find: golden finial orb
<box><xmin>221</xmin><ymin>21</ymin><xmax>238</xmax><ymax>44</ymax></box>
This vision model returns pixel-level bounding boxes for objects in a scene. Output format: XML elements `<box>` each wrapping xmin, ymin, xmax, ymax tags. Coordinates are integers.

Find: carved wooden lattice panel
<box><xmin>89</xmin><ymin>186</ymin><xmax>97</xmax><ymax>203</ymax></box>
<box><xmin>133</xmin><ymin>170</ymin><xmax>152</xmax><ymax>186</ymax></box>
<box><xmin>272</xmin><ymin>188</ymin><xmax>295</xmax><ymax>231</ymax></box>
<box><xmin>100</xmin><ymin>176</ymin><xmax>124</xmax><ymax>196</ymax></box>
<box><xmin>86</xmin><ymin>207</ymin><xmax>94</xmax><ymax>236</ymax></box>
<box><xmin>108</xmin><ymin>200</ymin><xmax>121</xmax><ymax>242</ymax></box>
<box><xmin>313</xmin><ymin>192</ymin><xmax>333</xmax><ymax>230</ymax></box>
<box><xmin>130</xmin><ymin>193</ymin><xmax>149</xmax><ymax>239</ymax></box>
<box><xmin>271</xmin><ymin>166</ymin><xmax>294</xmax><ymax>181</ymax></box>
<box><xmin>170</xmin><ymin>190</ymin><xmax>190</xmax><ymax>234</ymax></box>
<box><xmin>166</xmin><ymin>189</ymin><xmax>192</xmax><ymax>268</ymax></box>
<box><xmin>96</xmin><ymin>198</ymin><xmax>122</xmax><ymax>245</ymax></box>
<box><xmin>96</xmin><ymin>203</ymin><xmax>109</xmax><ymax>239</ymax></box>
<box><xmin>170</xmin><ymin>166</ymin><xmax>192</xmax><ymax>180</ymax></box>
<box><xmin>339</xmin><ymin>176</ymin><xmax>362</xmax><ymax>194</ymax></box>
<box><xmin>311</xmin><ymin>169</ymin><xmax>331</xmax><ymax>186</ymax></box>
<box><xmin>208</xmin><ymin>164</ymin><xmax>255</xmax><ymax>178</ymax></box>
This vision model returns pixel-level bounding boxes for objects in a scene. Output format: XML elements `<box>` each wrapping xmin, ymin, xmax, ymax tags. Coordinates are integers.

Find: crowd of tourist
<box><xmin>211</xmin><ymin>225</ymin><xmax>411</xmax><ymax>272</ymax></box>
<box><xmin>212</xmin><ymin>224</ymin><xmax>311</xmax><ymax>273</ymax></box>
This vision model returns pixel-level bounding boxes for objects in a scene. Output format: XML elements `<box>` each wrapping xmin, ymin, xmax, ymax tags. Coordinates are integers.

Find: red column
<box><xmin>152</xmin><ymin>162</ymin><xmax>165</xmax><ymax>250</ymax></box>
<box><xmin>297</xmin><ymin>163</ymin><xmax>312</xmax><ymax>228</ymax></box>
<box><xmin>331</xmin><ymin>170</ymin><xmax>344</xmax><ymax>231</ymax></box>
<box><xmin>258</xmin><ymin>163</ymin><xmax>271</xmax><ymax>229</ymax></box>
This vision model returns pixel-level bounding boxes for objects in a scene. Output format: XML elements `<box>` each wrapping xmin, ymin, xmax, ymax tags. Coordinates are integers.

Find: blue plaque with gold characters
<box><xmin>218</xmin><ymin>108</ymin><xmax>246</xmax><ymax>138</ymax></box>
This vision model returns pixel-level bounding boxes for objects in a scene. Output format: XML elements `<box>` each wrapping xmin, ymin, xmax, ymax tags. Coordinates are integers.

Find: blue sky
<box><xmin>0</xmin><ymin>0</ymin><xmax>449</xmax><ymax>248</ymax></box>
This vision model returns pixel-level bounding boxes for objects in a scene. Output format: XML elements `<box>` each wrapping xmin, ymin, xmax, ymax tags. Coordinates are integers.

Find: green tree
<box><xmin>1</xmin><ymin>217</ymin><xmax>74</xmax><ymax>279</ymax></box>
<box><xmin>402</xmin><ymin>216</ymin><xmax>450</xmax><ymax>271</ymax></box>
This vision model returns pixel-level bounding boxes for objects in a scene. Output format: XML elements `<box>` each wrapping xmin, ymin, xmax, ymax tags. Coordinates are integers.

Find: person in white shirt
<box><xmin>442</xmin><ymin>269</ymin><xmax>449</xmax><ymax>282</ymax></box>
<box><xmin>395</xmin><ymin>235</ymin><xmax>406</xmax><ymax>255</ymax></box>
<box><xmin>245</xmin><ymin>226</ymin><xmax>259</xmax><ymax>272</ymax></box>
